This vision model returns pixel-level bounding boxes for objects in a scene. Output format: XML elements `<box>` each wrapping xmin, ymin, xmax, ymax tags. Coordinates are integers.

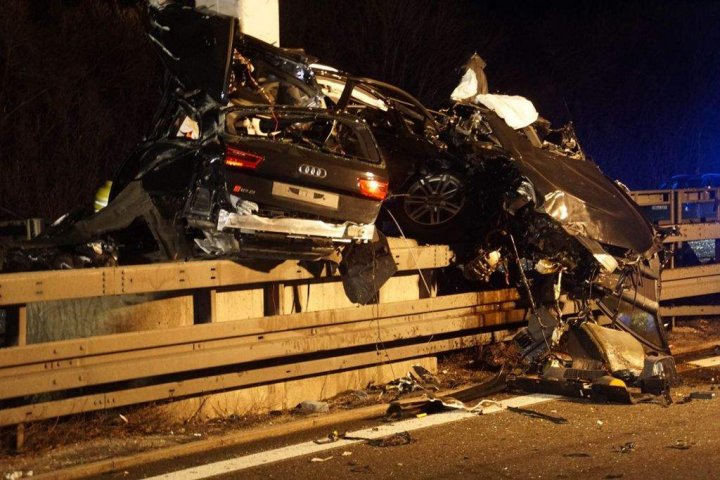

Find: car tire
<box><xmin>388</xmin><ymin>170</ymin><xmax>472</xmax><ymax>243</ymax></box>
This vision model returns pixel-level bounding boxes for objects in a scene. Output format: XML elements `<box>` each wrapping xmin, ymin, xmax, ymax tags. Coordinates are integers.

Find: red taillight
<box><xmin>358</xmin><ymin>178</ymin><xmax>389</xmax><ymax>201</ymax></box>
<box><xmin>224</xmin><ymin>146</ymin><xmax>264</xmax><ymax>169</ymax></box>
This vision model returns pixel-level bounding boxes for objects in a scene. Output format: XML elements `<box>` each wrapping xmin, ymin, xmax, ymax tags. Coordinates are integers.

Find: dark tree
<box><xmin>0</xmin><ymin>0</ymin><xmax>161</xmax><ymax>220</ymax></box>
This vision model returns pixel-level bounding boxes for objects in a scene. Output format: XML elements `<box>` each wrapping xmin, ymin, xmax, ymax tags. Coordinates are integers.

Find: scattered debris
<box><xmin>409</xmin><ymin>365</ymin><xmax>441</xmax><ymax>391</ymax></box>
<box><xmin>314</xmin><ymin>430</ymin><xmax>342</xmax><ymax>445</ymax></box>
<box><xmin>332</xmin><ymin>431</ymin><xmax>413</xmax><ymax>448</ymax></box>
<box><xmin>310</xmin><ymin>456</ymin><xmax>333</xmax><ymax>463</ymax></box>
<box><xmin>3</xmin><ymin>473</ymin><xmax>32</xmax><ymax>480</ymax></box>
<box><xmin>386</xmin><ymin>370</ymin><xmax>508</xmax><ymax>419</ymax></box>
<box><xmin>689</xmin><ymin>391</ymin><xmax>715</xmax><ymax>400</ymax></box>
<box><xmin>349</xmin><ymin>464</ymin><xmax>371</xmax><ymax>474</ymax></box>
<box><xmin>668</xmin><ymin>439</ymin><xmax>694</xmax><ymax>450</ymax></box>
<box><xmin>296</xmin><ymin>400</ymin><xmax>330</xmax><ymax>414</ymax></box>
<box><xmin>366</xmin><ymin>431</ymin><xmax>413</xmax><ymax>448</ymax></box>
<box><xmin>382</xmin><ymin>376</ymin><xmax>421</xmax><ymax>397</ymax></box>
<box><xmin>506</xmin><ymin>406</ymin><xmax>568</xmax><ymax>424</ymax></box>
<box><xmin>616</xmin><ymin>442</ymin><xmax>636</xmax><ymax>454</ymax></box>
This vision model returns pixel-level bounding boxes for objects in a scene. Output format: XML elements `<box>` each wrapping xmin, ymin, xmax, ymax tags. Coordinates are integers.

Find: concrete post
<box><xmin>196</xmin><ymin>0</ymin><xmax>280</xmax><ymax>45</ymax></box>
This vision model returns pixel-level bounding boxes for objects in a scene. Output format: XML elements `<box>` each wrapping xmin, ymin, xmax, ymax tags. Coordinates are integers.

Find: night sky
<box><xmin>1</xmin><ymin>0</ymin><xmax>719</xmax><ymax>219</ymax></box>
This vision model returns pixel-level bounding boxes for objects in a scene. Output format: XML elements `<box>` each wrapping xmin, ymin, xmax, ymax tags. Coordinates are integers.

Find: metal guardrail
<box><xmin>1</xmin><ymin>189</ymin><xmax>720</xmax><ymax>435</ymax></box>
<box><xmin>0</xmin><ymin>241</ymin><xmax>453</xmax><ymax>307</ymax></box>
<box><xmin>634</xmin><ymin>188</ymin><xmax>720</xmax><ymax>316</ymax></box>
<box><xmin>631</xmin><ymin>187</ymin><xmax>720</xmax><ymax>225</ymax></box>
<box><xmin>0</xmin><ymin>290</ymin><xmax>522</xmax><ymax>426</ymax></box>
<box><xmin>0</xmin><ymin>240</ymin><xmax>524</xmax><ymax>435</ymax></box>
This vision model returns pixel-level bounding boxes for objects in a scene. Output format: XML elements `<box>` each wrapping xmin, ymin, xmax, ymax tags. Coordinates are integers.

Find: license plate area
<box><xmin>271</xmin><ymin>181</ymin><xmax>339</xmax><ymax>209</ymax></box>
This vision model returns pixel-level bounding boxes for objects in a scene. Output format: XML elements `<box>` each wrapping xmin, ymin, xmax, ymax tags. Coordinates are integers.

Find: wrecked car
<box><xmin>107</xmin><ymin>105</ymin><xmax>387</xmax><ymax>262</ymax></box>
<box><xmin>0</xmin><ymin>2</ymin><xmax>678</xmax><ymax>401</ymax></box>
<box><xmin>434</xmin><ymin>69</ymin><xmax>677</xmax><ymax>400</ymax></box>
<box><xmin>0</xmin><ymin>2</ymin><xmax>397</xmax><ymax>302</ymax></box>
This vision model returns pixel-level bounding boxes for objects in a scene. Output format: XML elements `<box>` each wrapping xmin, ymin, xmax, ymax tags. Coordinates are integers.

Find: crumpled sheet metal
<box><xmin>540</xmin><ymin>190</ymin><xmax>598</xmax><ymax>239</ymax></box>
<box><xmin>583</xmin><ymin>322</ymin><xmax>646</xmax><ymax>377</ymax></box>
<box><xmin>539</xmin><ymin>190</ymin><xmax>621</xmax><ymax>271</ymax></box>
<box><xmin>484</xmin><ymin>112</ymin><xmax>656</xmax><ymax>254</ymax></box>
<box><xmin>340</xmin><ymin>231</ymin><xmax>397</xmax><ymax>304</ymax></box>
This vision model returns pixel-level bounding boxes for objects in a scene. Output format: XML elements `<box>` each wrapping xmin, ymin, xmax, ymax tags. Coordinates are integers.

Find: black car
<box><xmin>107</xmin><ymin>102</ymin><xmax>387</xmax><ymax>262</ymax></box>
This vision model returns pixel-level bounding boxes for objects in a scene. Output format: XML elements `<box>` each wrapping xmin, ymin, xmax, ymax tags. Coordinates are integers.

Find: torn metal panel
<box><xmin>340</xmin><ymin>231</ymin><xmax>397</xmax><ymax>305</ymax></box>
<box><xmin>482</xmin><ymin>112</ymin><xmax>657</xmax><ymax>254</ymax></box>
<box><xmin>581</xmin><ymin>322</ymin><xmax>646</xmax><ymax>377</ymax></box>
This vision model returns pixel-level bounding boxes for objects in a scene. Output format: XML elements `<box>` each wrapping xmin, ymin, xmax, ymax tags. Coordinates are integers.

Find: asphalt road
<box><xmin>127</xmin><ymin>367</ymin><xmax>720</xmax><ymax>480</ymax></box>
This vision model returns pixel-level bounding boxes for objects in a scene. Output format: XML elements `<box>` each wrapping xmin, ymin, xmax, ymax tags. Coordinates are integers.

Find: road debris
<box><xmin>409</xmin><ymin>365</ymin><xmax>441</xmax><ymax>391</ymax></box>
<box><xmin>310</xmin><ymin>456</ymin><xmax>333</xmax><ymax>463</ymax></box>
<box><xmin>3</xmin><ymin>473</ymin><xmax>32</xmax><ymax>480</ymax></box>
<box><xmin>321</xmin><ymin>430</ymin><xmax>414</xmax><ymax>448</ymax></box>
<box><xmin>296</xmin><ymin>400</ymin><xmax>330</xmax><ymax>414</ymax></box>
<box><xmin>616</xmin><ymin>441</ymin><xmax>636</xmax><ymax>454</ymax></box>
<box><xmin>314</xmin><ymin>430</ymin><xmax>342</xmax><ymax>445</ymax></box>
<box><xmin>506</xmin><ymin>406</ymin><xmax>568</xmax><ymax>424</ymax></box>
<box><xmin>688</xmin><ymin>391</ymin><xmax>716</xmax><ymax>400</ymax></box>
<box><xmin>385</xmin><ymin>370</ymin><xmax>508</xmax><ymax>419</ymax></box>
<box><xmin>668</xmin><ymin>439</ymin><xmax>694</xmax><ymax>450</ymax></box>
<box><xmin>366</xmin><ymin>431</ymin><xmax>413</xmax><ymax>448</ymax></box>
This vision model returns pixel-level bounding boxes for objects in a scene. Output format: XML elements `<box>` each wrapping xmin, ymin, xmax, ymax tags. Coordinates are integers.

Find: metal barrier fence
<box><xmin>633</xmin><ymin>188</ymin><xmax>720</xmax><ymax>317</ymax></box>
<box><xmin>0</xmin><ymin>239</ymin><xmax>523</xmax><ymax>440</ymax></box>
<box><xmin>631</xmin><ymin>187</ymin><xmax>720</xmax><ymax>225</ymax></box>
<box><xmin>0</xmin><ymin>188</ymin><xmax>719</xmax><ymax>437</ymax></box>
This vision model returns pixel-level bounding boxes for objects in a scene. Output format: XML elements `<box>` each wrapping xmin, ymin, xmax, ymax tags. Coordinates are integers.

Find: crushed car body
<box><xmin>0</xmin><ymin>2</ymin><xmax>676</xmax><ymax>399</ymax></box>
<box><xmin>435</xmin><ymin>62</ymin><xmax>677</xmax><ymax>401</ymax></box>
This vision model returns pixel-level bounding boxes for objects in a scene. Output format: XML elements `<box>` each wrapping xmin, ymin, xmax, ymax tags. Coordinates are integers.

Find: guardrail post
<box><xmin>264</xmin><ymin>283</ymin><xmax>284</xmax><ymax>316</ymax></box>
<box><xmin>419</xmin><ymin>270</ymin><xmax>438</xmax><ymax>298</ymax></box>
<box><xmin>2</xmin><ymin>304</ymin><xmax>26</xmax><ymax>451</ymax></box>
<box><xmin>193</xmin><ymin>289</ymin><xmax>217</xmax><ymax>324</ymax></box>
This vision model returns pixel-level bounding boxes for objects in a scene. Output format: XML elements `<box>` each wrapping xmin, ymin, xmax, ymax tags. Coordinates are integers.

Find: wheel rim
<box><xmin>403</xmin><ymin>173</ymin><xmax>466</xmax><ymax>226</ymax></box>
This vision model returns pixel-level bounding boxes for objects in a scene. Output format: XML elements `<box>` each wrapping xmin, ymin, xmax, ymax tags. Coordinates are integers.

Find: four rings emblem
<box><xmin>299</xmin><ymin>164</ymin><xmax>327</xmax><ymax>178</ymax></box>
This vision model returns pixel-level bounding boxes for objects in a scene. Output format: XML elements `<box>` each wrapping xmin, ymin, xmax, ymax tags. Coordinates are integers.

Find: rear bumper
<box><xmin>217</xmin><ymin>209</ymin><xmax>375</xmax><ymax>242</ymax></box>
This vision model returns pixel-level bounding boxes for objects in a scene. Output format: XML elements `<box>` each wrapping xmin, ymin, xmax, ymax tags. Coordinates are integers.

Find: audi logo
<box><xmin>298</xmin><ymin>164</ymin><xmax>327</xmax><ymax>178</ymax></box>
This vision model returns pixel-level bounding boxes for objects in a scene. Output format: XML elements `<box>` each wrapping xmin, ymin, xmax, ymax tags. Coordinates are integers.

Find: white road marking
<box><xmin>687</xmin><ymin>355</ymin><xmax>720</xmax><ymax>368</ymax></box>
<box><xmin>142</xmin><ymin>393</ymin><xmax>559</xmax><ymax>480</ymax></box>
